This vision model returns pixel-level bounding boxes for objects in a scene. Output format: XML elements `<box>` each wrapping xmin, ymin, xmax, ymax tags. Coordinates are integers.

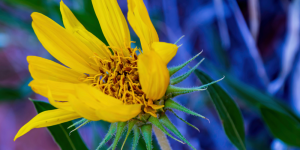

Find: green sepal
<box><xmin>141</xmin><ymin>124</ymin><xmax>153</xmax><ymax>150</ymax></box>
<box><xmin>69</xmin><ymin>119</ymin><xmax>91</xmax><ymax>135</ymax></box>
<box><xmin>148</xmin><ymin>116</ymin><xmax>184</xmax><ymax>144</ymax></box>
<box><xmin>107</xmin><ymin>144</ymin><xmax>113</xmax><ymax>150</ymax></box>
<box><xmin>168</xmin><ymin>51</ymin><xmax>202</xmax><ymax>77</ymax></box>
<box><xmin>132</xmin><ymin>126</ymin><xmax>141</xmax><ymax>150</ymax></box>
<box><xmin>68</xmin><ymin>118</ymin><xmax>88</xmax><ymax>129</ymax></box>
<box><xmin>167</xmin><ymin>91</ymin><xmax>196</xmax><ymax>99</ymax></box>
<box><xmin>164</xmin><ymin>99</ymin><xmax>208</xmax><ymax>120</ymax></box>
<box><xmin>96</xmin><ymin>123</ymin><xmax>117</xmax><ymax>150</ymax></box>
<box><xmin>174</xmin><ymin>35</ymin><xmax>185</xmax><ymax>45</ymax></box>
<box><xmin>170</xmin><ymin>58</ymin><xmax>205</xmax><ymax>85</ymax></box>
<box><xmin>169</xmin><ymin>109</ymin><xmax>200</xmax><ymax>132</ymax></box>
<box><xmin>121</xmin><ymin>120</ymin><xmax>137</xmax><ymax>150</ymax></box>
<box><xmin>166</xmin><ymin>76</ymin><xmax>225</xmax><ymax>98</ymax></box>
<box><xmin>166</xmin><ymin>85</ymin><xmax>207</xmax><ymax>95</ymax></box>
<box><xmin>159</xmin><ymin>114</ymin><xmax>196</xmax><ymax>150</ymax></box>
<box><xmin>112</xmin><ymin>122</ymin><xmax>128</xmax><ymax>150</ymax></box>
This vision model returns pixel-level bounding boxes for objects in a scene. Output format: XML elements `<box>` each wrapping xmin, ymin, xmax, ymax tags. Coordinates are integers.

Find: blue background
<box><xmin>0</xmin><ymin>0</ymin><xmax>299</xmax><ymax>149</ymax></box>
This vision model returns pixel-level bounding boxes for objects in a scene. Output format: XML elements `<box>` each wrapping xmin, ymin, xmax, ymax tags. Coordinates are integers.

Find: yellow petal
<box><xmin>127</xmin><ymin>9</ymin><xmax>149</xmax><ymax>53</ymax></box>
<box><xmin>147</xmin><ymin>99</ymin><xmax>164</xmax><ymax>110</ymax></box>
<box><xmin>47</xmin><ymin>87</ymin><xmax>73</xmax><ymax>111</ymax></box>
<box><xmin>149</xmin><ymin>104</ymin><xmax>164</xmax><ymax>110</ymax></box>
<box><xmin>128</xmin><ymin>0</ymin><xmax>158</xmax><ymax>46</ymax></box>
<box><xmin>144</xmin><ymin>107</ymin><xmax>157</xmax><ymax>117</ymax></box>
<box><xmin>60</xmin><ymin>1</ymin><xmax>110</xmax><ymax>59</ymax></box>
<box><xmin>96</xmin><ymin>104</ymin><xmax>142</xmax><ymax>122</ymax></box>
<box><xmin>152</xmin><ymin>42</ymin><xmax>178</xmax><ymax>64</ymax></box>
<box><xmin>27</xmin><ymin>56</ymin><xmax>83</xmax><ymax>83</ymax></box>
<box><xmin>68</xmin><ymin>94</ymin><xmax>99</xmax><ymax>121</ymax></box>
<box><xmin>31</xmin><ymin>12</ymin><xmax>97</xmax><ymax>74</ymax></box>
<box><xmin>138</xmin><ymin>51</ymin><xmax>169</xmax><ymax>100</ymax></box>
<box><xmin>14</xmin><ymin>109</ymin><xmax>80</xmax><ymax>141</ymax></box>
<box><xmin>75</xmin><ymin>84</ymin><xmax>123</xmax><ymax>107</ymax></box>
<box><xmin>71</xmin><ymin>84</ymin><xmax>141</xmax><ymax>122</ymax></box>
<box><xmin>29</xmin><ymin>80</ymin><xmax>76</xmax><ymax>102</ymax></box>
<box><xmin>92</xmin><ymin>0</ymin><xmax>131</xmax><ymax>55</ymax></box>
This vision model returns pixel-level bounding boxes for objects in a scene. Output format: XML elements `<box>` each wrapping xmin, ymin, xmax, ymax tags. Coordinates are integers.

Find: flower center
<box><xmin>82</xmin><ymin>48</ymin><xmax>147</xmax><ymax>105</ymax></box>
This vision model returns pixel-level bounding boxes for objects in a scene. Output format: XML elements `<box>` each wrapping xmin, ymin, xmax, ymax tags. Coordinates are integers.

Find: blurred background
<box><xmin>0</xmin><ymin>0</ymin><xmax>299</xmax><ymax>149</ymax></box>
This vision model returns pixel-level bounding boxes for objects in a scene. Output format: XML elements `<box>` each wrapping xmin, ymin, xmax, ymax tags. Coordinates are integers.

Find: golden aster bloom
<box><xmin>15</xmin><ymin>0</ymin><xmax>221</xmax><ymax>149</ymax></box>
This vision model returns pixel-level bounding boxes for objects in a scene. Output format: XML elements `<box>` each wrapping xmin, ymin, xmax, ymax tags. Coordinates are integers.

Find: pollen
<box><xmin>81</xmin><ymin>47</ymin><xmax>148</xmax><ymax>106</ymax></box>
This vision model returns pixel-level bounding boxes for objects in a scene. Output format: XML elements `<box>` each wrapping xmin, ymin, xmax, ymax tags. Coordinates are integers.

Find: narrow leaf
<box><xmin>112</xmin><ymin>122</ymin><xmax>127</xmax><ymax>150</ymax></box>
<box><xmin>141</xmin><ymin>124</ymin><xmax>152</xmax><ymax>150</ymax></box>
<box><xmin>168</xmin><ymin>51</ymin><xmax>202</xmax><ymax>76</ymax></box>
<box><xmin>96</xmin><ymin>123</ymin><xmax>117</xmax><ymax>150</ymax></box>
<box><xmin>132</xmin><ymin>126</ymin><xmax>140</xmax><ymax>150</ymax></box>
<box><xmin>195</xmin><ymin>70</ymin><xmax>246</xmax><ymax>150</ymax></box>
<box><xmin>32</xmin><ymin>100</ymin><xmax>88</xmax><ymax>150</ymax></box>
<box><xmin>148</xmin><ymin>116</ymin><xmax>184</xmax><ymax>144</ymax></box>
<box><xmin>164</xmin><ymin>99</ymin><xmax>208</xmax><ymax>120</ymax></box>
<box><xmin>159</xmin><ymin>114</ymin><xmax>195</xmax><ymax>150</ymax></box>
<box><xmin>169</xmin><ymin>109</ymin><xmax>200</xmax><ymax>132</ymax></box>
<box><xmin>260</xmin><ymin>106</ymin><xmax>300</xmax><ymax>147</ymax></box>
<box><xmin>170</xmin><ymin>58</ymin><xmax>205</xmax><ymax>85</ymax></box>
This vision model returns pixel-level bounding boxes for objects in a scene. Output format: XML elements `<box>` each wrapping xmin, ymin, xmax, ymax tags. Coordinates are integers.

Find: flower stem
<box><xmin>153</xmin><ymin>125</ymin><xmax>172</xmax><ymax>150</ymax></box>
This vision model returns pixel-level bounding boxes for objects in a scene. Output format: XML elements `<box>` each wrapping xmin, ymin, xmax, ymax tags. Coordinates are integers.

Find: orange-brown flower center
<box><xmin>81</xmin><ymin>48</ymin><xmax>147</xmax><ymax>105</ymax></box>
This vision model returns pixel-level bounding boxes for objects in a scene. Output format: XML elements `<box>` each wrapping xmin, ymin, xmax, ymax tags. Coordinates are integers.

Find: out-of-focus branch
<box><xmin>291</xmin><ymin>55</ymin><xmax>300</xmax><ymax>116</ymax></box>
<box><xmin>153</xmin><ymin>126</ymin><xmax>172</xmax><ymax>150</ymax></box>
<box><xmin>268</xmin><ymin>0</ymin><xmax>300</xmax><ymax>94</ymax></box>
<box><xmin>228</xmin><ymin>0</ymin><xmax>269</xmax><ymax>87</ymax></box>
<box><xmin>248</xmin><ymin>0</ymin><xmax>260</xmax><ymax>42</ymax></box>
<box><xmin>214</xmin><ymin>0</ymin><xmax>231</xmax><ymax>50</ymax></box>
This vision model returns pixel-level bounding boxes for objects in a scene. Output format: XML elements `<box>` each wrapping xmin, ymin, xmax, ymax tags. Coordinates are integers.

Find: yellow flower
<box><xmin>14</xmin><ymin>0</ymin><xmax>178</xmax><ymax>141</ymax></box>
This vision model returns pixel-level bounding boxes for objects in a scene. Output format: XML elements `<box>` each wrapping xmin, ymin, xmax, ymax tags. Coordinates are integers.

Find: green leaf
<box><xmin>97</xmin><ymin>123</ymin><xmax>117</xmax><ymax>150</ymax></box>
<box><xmin>32</xmin><ymin>100</ymin><xmax>88</xmax><ymax>150</ymax></box>
<box><xmin>159</xmin><ymin>114</ymin><xmax>195</xmax><ymax>150</ymax></box>
<box><xmin>195</xmin><ymin>70</ymin><xmax>246</xmax><ymax>150</ymax></box>
<box><xmin>141</xmin><ymin>124</ymin><xmax>152</xmax><ymax>150</ymax></box>
<box><xmin>132</xmin><ymin>126</ymin><xmax>141</xmax><ymax>150</ymax></box>
<box><xmin>220</xmin><ymin>70</ymin><xmax>298</xmax><ymax>119</ymax></box>
<box><xmin>260</xmin><ymin>106</ymin><xmax>300</xmax><ymax>147</ymax></box>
